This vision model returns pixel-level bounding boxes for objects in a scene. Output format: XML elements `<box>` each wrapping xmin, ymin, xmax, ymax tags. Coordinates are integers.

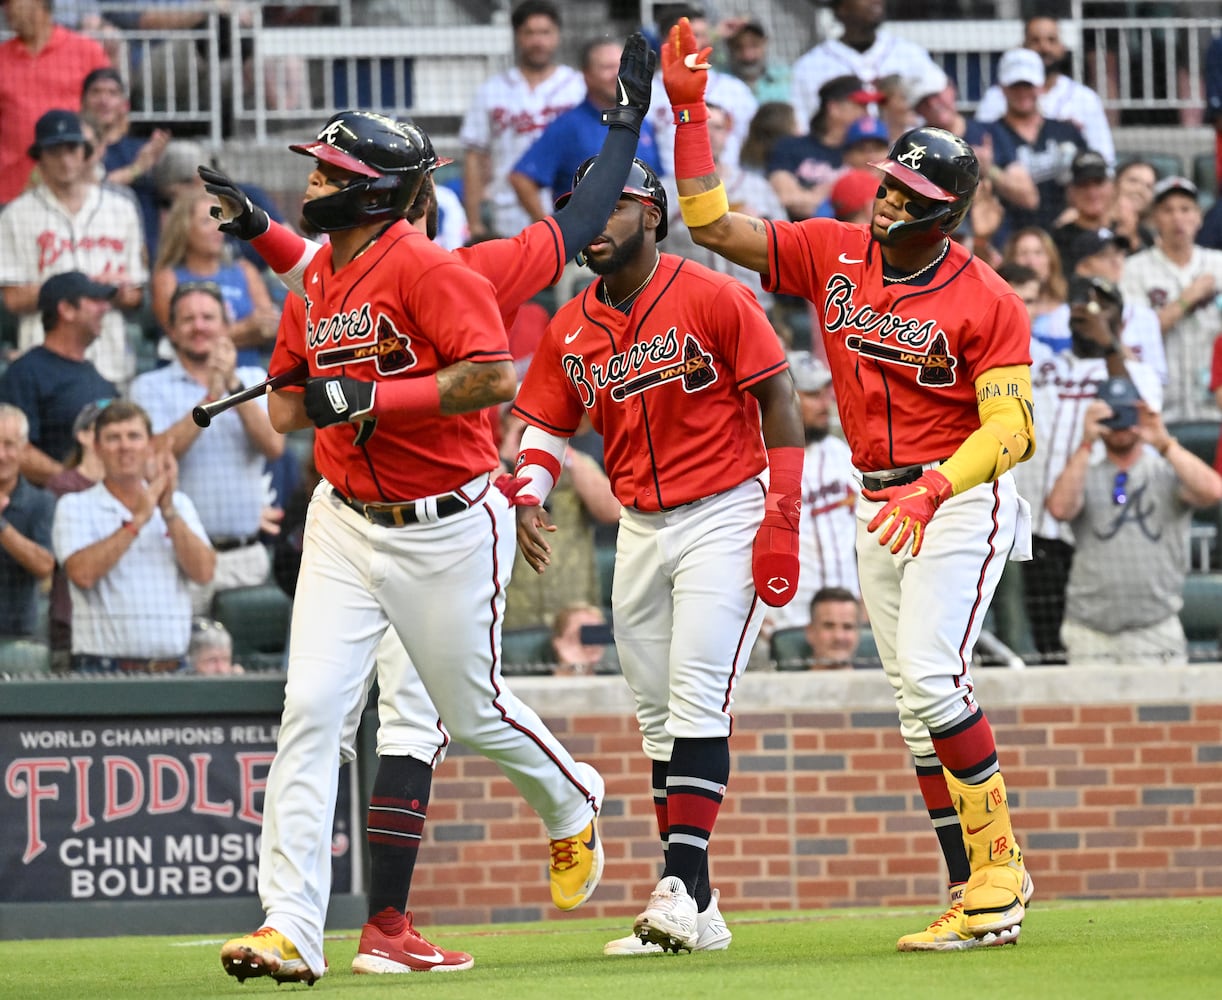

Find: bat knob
<box><xmin>191</xmin><ymin>406</ymin><xmax>212</xmax><ymax>428</ymax></box>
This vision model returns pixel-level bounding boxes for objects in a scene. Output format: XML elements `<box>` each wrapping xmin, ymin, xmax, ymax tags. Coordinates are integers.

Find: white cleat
<box><xmin>632</xmin><ymin>876</ymin><xmax>700</xmax><ymax>953</ymax></box>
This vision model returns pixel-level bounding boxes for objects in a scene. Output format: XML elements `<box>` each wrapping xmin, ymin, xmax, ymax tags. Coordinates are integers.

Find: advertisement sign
<box><xmin>1</xmin><ymin>716</ymin><xmax>354</xmax><ymax>902</ymax></box>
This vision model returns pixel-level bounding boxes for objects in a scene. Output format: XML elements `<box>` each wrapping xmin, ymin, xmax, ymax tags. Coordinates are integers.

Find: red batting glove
<box><xmin>494</xmin><ymin>473</ymin><xmax>541</xmax><ymax>507</ymax></box>
<box><xmin>661</xmin><ymin>16</ymin><xmax>712</xmax><ymax>112</ymax></box>
<box><xmin>753</xmin><ymin>491</ymin><xmax>801</xmax><ymax>606</ymax></box>
<box><xmin>863</xmin><ymin>469</ymin><xmax>954</xmax><ymax>557</ymax></box>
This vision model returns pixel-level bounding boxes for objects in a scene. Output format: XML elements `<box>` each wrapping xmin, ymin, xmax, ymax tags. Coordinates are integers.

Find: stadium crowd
<box><xmin>2</xmin><ymin>0</ymin><xmax>1222</xmax><ymax>676</ymax></box>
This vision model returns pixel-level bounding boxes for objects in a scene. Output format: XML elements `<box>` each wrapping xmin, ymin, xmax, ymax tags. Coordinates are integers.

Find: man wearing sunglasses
<box><xmin>1045</xmin><ymin>376</ymin><xmax>1222</xmax><ymax>665</ymax></box>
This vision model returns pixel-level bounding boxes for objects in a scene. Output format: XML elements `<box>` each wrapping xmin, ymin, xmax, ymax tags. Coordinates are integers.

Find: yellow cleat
<box><xmin>220</xmin><ymin>926</ymin><xmax>322</xmax><ymax>985</ymax></box>
<box><xmin>549</xmin><ymin>817</ymin><xmax>604</xmax><ymax>910</ymax></box>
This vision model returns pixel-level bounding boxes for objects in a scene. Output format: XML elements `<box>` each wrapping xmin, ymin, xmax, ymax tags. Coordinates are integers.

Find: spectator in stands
<box><xmin>788</xmin><ymin>0</ymin><xmax>942</xmax><ymax>129</ymax></box>
<box><xmin>510</xmin><ymin>37</ymin><xmax>663</xmax><ymax>225</ymax></box>
<box><xmin>973</xmin><ymin>15</ymin><xmax>1115</xmax><ymax>167</ymax></box>
<box><xmin>458</xmin><ymin>0</ymin><xmax>585</xmax><ymax>240</ymax></box>
<box><xmin>78</xmin><ymin>66</ymin><xmax>169</xmax><ymax>245</ymax></box>
<box><xmin>766</xmin><ymin>352</ymin><xmax>857</xmax><ymax>634</ymax></box>
<box><xmin>0</xmin><ymin>109</ymin><xmax>146</xmax><ymax>387</ymax></box>
<box><xmin>500</xmin><ymin>412</ymin><xmax>619</xmax><ymax>632</ymax></box>
<box><xmin>873</xmin><ymin>73</ymin><xmax>917</xmax><ymax>141</ymax></box>
<box><xmin>1003</xmin><ymin>226</ymin><xmax>1069</xmax><ymax>312</ymax></box>
<box><xmin>803</xmin><ymin>586</ymin><xmax>864</xmax><ymax>671</ymax></box>
<box><xmin>646</xmin><ymin>5</ymin><xmax>757</xmax><ymax>175</ymax></box>
<box><xmin>738</xmin><ymin>100</ymin><xmax>798</xmax><ymax>178</ymax></box>
<box><xmin>986</xmin><ymin>48</ymin><xmax>1089</xmax><ymax>234</ymax></box>
<box><xmin>1052</xmin><ymin>151</ymin><xmax>1119</xmax><ymax>274</ymax></box>
<box><xmin>0</xmin><ymin>404</ymin><xmax>55</xmax><ymax>640</ymax></box>
<box><xmin>549</xmin><ymin>603</ymin><xmax>613</xmax><ymax>677</ymax></box>
<box><xmin>767</xmin><ymin>75</ymin><xmax>872</xmax><ymax>222</ymax></box>
<box><xmin>1121</xmin><ymin>176</ymin><xmax>1222</xmax><ymax>421</ymax></box>
<box><xmin>1012</xmin><ymin>276</ymin><xmax>1164</xmax><ymax>663</ymax></box>
<box><xmin>713</xmin><ymin>15</ymin><xmax>790</xmax><ymax>104</ymax></box>
<box><xmin>1046</xmin><ymin>377</ymin><xmax>1222</xmax><ymax>666</ymax></box>
<box><xmin>838</xmin><ymin>115</ymin><xmax>889</xmax><ymax>171</ymax></box>
<box><xmin>1110</xmin><ymin>158</ymin><xmax>1157</xmax><ymax>254</ymax></box>
<box><xmin>150</xmin><ymin>190</ymin><xmax>280</xmax><ymax>366</ymax></box>
<box><xmin>0</xmin><ymin>272</ymin><xmax>117</xmax><ymax>487</ymax></box>
<box><xmin>1208</xmin><ymin>33</ymin><xmax>1222</xmax><ymax>197</ymax></box>
<box><xmin>129</xmin><ymin>282</ymin><xmax>282</xmax><ymax>614</ymax></box>
<box><xmin>0</xmin><ymin>0</ymin><xmax>110</xmax><ymax>206</ymax></box>
<box><xmin>828</xmin><ymin>168</ymin><xmax>878</xmax><ymax>226</ymax></box>
<box><xmin>52</xmin><ymin>399</ymin><xmax>214</xmax><ymax>673</ymax></box>
<box><xmin>187</xmin><ymin>617</ymin><xmax>244</xmax><ymax>675</ymax></box>
<box><xmin>45</xmin><ymin>397</ymin><xmax>109</xmax><ymax>671</ymax></box>
<box><xmin>663</xmin><ymin>102</ymin><xmax>783</xmax><ymax>311</ymax></box>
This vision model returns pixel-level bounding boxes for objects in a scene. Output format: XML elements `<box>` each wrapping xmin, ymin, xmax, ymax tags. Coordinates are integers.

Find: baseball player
<box><xmin>217</xmin><ymin>111</ymin><xmax>605</xmax><ymax>986</ymax></box>
<box><xmin>503</xmin><ymin>156</ymin><xmax>804</xmax><ymax>954</ymax></box>
<box><xmin>661</xmin><ymin>19</ymin><xmax>1036</xmax><ymax>952</ymax></box>
<box><xmin>206</xmin><ymin>38</ymin><xmax>657</xmax><ymax>975</ymax></box>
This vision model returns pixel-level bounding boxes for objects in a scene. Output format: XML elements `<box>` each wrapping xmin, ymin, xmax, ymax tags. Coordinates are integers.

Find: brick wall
<box><xmin>396</xmin><ymin>669</ymin><xmax>1222</xmax><ymax>926</ymax></box>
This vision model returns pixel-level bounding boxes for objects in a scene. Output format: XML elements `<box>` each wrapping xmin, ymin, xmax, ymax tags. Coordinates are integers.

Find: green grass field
<box><xmin>4</xmin><ymin>897</ymin><xmax>1219</xmax><ymax>1000</ymax></box>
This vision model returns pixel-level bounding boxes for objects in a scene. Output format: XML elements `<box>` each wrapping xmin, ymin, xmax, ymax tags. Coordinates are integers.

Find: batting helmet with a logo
<box><xmin>554</xmin><ymin>157</ymin><xmax>668</xmax><ymax>241</ymax></box>
<box><xmin>290</xmin><ymin>111</ymin><xmax>432</xmax><ymax>232</ymax></box>
<box><xmin>870</xmin><ymin>126</ymin><xmax>979</xmax><ymax>240</ymax></box>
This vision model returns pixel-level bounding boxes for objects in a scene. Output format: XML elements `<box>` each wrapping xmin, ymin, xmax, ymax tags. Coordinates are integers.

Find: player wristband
<box><xmin>672</xmin><ymin>106</ymin><xmax>716</xmax><ymax>179</ymax></box>
<box><xmin>679</xmin><ymin>184</ymin><xmax>730</xmax><ymax>229</ymax></box>
<box><xmin>251</xmin><ymin>222</ymin><xmax>309</xmax><ymax>274</ymax></box>
<box><xmin>373</xmin><ymin>376</ymin><xmax>441</xmax><ymax>418</ymax></box>
<box><xmin>766</xmin><ymin>446</ymin><xmax>804</xmax><ymax>498</ymax></box>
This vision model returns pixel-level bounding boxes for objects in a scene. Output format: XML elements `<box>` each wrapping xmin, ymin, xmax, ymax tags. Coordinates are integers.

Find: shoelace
<box><xmin>927</xmin><ymin>904</ymin><xmax>964</xmax><ymax>930</ymax></box>
<box><xmin>550</xmin><ymin>837</ymin><xmax>578</xmax><ymax>871</ymax></box>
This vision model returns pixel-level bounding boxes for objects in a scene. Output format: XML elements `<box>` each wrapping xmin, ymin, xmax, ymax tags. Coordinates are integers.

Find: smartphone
<box><xmin>579</xmin><ymin>623</ymin><xmax>614</xmax><ymax>646</ymax></box>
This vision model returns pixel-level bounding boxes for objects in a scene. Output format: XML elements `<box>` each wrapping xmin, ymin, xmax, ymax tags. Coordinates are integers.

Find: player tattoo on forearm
<box><xmin>437</xmin><ymin>360</ymin><xmax>508</xmax><ymax>415</ymax></box>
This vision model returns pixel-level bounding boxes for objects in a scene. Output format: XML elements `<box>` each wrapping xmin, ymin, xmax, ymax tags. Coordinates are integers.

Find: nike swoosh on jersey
<box><xmin>838</xmin><ymin>253</ymin><xmax>864</xmax><ymax>264</ymax></box>
<box><xmin>617</xmin><ymin>80</ymin><xmax>630</xmax><ymax>106</ymax></box>
<box><xmin>564</xmin><ymin>326</ymin><xmax>583</xmax><ymax>344</ymax></box>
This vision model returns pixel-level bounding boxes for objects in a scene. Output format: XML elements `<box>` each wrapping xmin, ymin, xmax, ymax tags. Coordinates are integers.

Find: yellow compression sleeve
<box><xmin>937</xmin><ymin>365</ymin><xmax>1036</xmax><ymax>495</ymax></box>
<box><xmin>678</xmin><ymin>183</ymin><xmax>730</xmax><ymax>229</ymax></box>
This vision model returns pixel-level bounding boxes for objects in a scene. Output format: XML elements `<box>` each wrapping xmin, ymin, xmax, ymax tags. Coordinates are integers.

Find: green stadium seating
<box><xmin>210</xmin><ymin>582</ymin><xmax>292</xmax><ymax>672</ymax></box>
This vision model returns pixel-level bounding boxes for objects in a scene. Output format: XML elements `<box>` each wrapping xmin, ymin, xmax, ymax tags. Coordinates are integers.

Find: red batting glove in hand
<box><xmin>753</xmin><ymin>491</ymin><xmax>801</xmax><ymax>607</ymax></box>
<box><xmin>493</xmin><ymin>474</ymin><xmax>541</xmax><ymax>507</ymax></box>
<box><xmin>864</xmin><ymin>469</ymin><xmax>954</xmax><ymax>557</ymax></box>
<box><xmin>661</xmin><ymin>16</ymin><xmax>711</xmax><ymax>112</ymax></box>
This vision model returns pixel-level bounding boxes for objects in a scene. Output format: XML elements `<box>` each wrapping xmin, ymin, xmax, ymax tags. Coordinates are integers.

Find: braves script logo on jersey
<box><xmin>822</xmin><ymin>275</ymin><xmax>957</xmax><ymax>386</ymax></box>
<box><xmin>306</xmin><ymin>302</ymin><xmax>418</xmax><ymax>376</ymax></box>
<box><xmin>562</xmin><ymin>328</ymin><xmax>718</xmax><ymax>407</ymax></box>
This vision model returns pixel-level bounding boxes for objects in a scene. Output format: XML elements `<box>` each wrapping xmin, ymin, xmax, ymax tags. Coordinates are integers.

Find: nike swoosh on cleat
<box><xmin>964</xmin><ymin>821</ymin><xmax>993</xmax><ymax>835</ymax></box>
<box><xmin>838</xmin><ymin>253</ymin><xmax>864</xmax><ymax>264</ymax></box>
<box><xmin>407</xmin><ymin>948</ymin><xmax>446</xmax><ymax>965</ymax></box>
<box><xmin>582</xmin><ymin>826</ymin><xmax>598</xmax><ymax>851</ymax></box>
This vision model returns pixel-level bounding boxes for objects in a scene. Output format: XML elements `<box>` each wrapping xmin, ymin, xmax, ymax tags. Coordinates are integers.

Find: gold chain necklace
<box><xmin>600</xmin><ymin>253</ymin><xmax>660</xmax><ymax>311</ymax></box>
<box><xmin>882</xmin><ymin>240</ymin><xmax>949</xmax><ymax>284</ymax></box>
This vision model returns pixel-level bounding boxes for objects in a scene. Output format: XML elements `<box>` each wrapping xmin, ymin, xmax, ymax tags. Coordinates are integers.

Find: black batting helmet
<box><xmin>554</xmin><ymin>157</ymin><xmax>668</xmax><ymax>241</ymax></box>
<box><xmin>870</xmin><ymin>126</ymin><xmax>979</xmax><ymax>238</ymax></box>
<box><xmin>290</xmin><ymin>111</ymin><xmax>432</xmax><ymax>233</ymax></box>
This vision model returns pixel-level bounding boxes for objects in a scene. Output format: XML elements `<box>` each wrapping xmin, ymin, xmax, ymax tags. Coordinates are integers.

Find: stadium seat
<box><xmin>0</xmin><ymin>639</ymin><xmax>51</xmax><ymax>677</ymax></box>
<box><xmin>1193</xmin><ymin>151</ymin><xmax>1216</xmax><ymax>198</ymax></box>
<box><xmin>1168</xmin><ymin>421</ymin><xmax>1222</xmax><ymax>569</ymax></box>
<box><xmin>1180</xmin><ymin>573</ymin><xmax>1222</xmax><ymax>661</ymax></box>
<box><xmin>210</xmin><ymin>583</ymin><xmax>292</xmax><ymax>672</ymax></box>
<box><xmin>770</xmin><ymin>625</ymin><xmax>879</xmax><ymax>669</ymax></box>
<box><xmin>501</xmin><ymin>626</ymin><xmax>553</xmax><ymax>676</ymax></box>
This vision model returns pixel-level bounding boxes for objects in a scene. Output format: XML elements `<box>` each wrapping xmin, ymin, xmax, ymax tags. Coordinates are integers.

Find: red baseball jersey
<box><xmin>762</xmin><ymin>218</ymin><xmax>1031</xmax><ymax>472</ymax></box>
<box><xmin>512</xmin><ymin>254</ymin><xmax>788</xmax><ymax>511</ymax></box>
<box><xmin>268</xmin><ymin>220</ymin><xmax>512</xmax><ymax>501</ymax></box>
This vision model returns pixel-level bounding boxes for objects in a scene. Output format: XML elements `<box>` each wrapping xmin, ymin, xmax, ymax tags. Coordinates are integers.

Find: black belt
<box><xmin>72</xmin><ymin>654</ymin><xmax>185</xmax><ymax>674</ymax></box>
<box><xmin>212</xmin><ymin>534</ymin><xmax>260</xmax><ymax>552</ymax></box>
<box><xmin>333</xmin><ymin>488</ymin><xmax>470</xmax><ymax>527</ymax></box>
<box><xmin>861</xmin><ymin>462</ymin><xmax>945</xmax><ymax>493</ymax></box>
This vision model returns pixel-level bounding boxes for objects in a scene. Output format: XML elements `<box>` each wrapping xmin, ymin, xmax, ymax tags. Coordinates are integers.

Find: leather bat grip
<box><xmin>192</xmin><ymin>362</ymin><xmax>309</xmax><ymax>427</ymax></box>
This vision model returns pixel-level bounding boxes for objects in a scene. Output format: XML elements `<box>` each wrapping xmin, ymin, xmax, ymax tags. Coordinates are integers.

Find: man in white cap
<box><xmin>985</xmin><ymin>48</ymin><xmax>1088</xmax><ymax>233</ymax></box>
<box><xmin>766</xmin><ymin>351</ymin><xmax>858</xmax><ymax>631</ymax></box>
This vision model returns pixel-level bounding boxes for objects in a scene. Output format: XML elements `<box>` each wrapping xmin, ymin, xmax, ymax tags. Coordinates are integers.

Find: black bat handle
<box><xmin>191</xmin><ymin>362</ymin><xmax>310</xmax><ymax>428</ymax></box>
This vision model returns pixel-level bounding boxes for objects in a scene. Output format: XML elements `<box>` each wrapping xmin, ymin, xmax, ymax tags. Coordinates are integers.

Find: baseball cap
<box><xmin>843</xmin><ymin>115</ymin><xmax>890</xmax><ymax>149</ymax></box>
<box><xmin>1152</xmin><ymin>175</ymin><xmax>1198</xmax><ymax>205</ymax></box>
<box><xmin>1068</xmin><ymin>273</ymin><xmax>1124</xmax><ymax>312</ymax></box>
<box><xmin>27</xmin><ymin>109</ymin><xmax>89</xmax><ymax>159</ymax></box>
<box><xmin>905</xmin><ymin>64</ymin><xmax>950</xmax><ymax>108</ymax></box>
<box><xmin>81</xmin><ymin>67</ymin><xmax>126</xmax><ymax>97</ymax></box>
<box><xmin>37</xmin><ymin>271</ymin><xmax>118</xmax><ymax>313</ymax></box>
<box><xmin>1071</xmin><ymin>150</ymin><xmax>1112</xmax><ymax>184</ymax></box>
<box><xmin>1065</xmin><ymin>228</ymin><xmax>1128</xmax><ymax>269</ymax></box>
<box><xmin>831</xmin><ymin>168</ymin><xmax>881</xmax><ymax>218</ymax></box>
<box><xmin>819</xmin><ymin>74</ymin><xmax>884</xmax><ymax>108</ymax></box>
<box><xmin>788</xmin><ymin>351</ymin><xmax>833</xmax><ymax>393</ymax></box>
<box><xmin>728</xmin><ymin>18</ymin><xmax>766</xmax><ymax>39</ymax></box>
<box><xmin>997</xmin><ymin>48</ymin><xmax>1046</xmax><ymax>88</ymax></box>
<box><xmin>1094</xmin><ymin>376</ymin><xmax>1142</xmax><ymax>430</ymax></box>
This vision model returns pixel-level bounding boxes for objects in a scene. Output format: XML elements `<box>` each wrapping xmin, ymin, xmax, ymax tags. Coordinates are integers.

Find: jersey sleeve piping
<box><xmin>509</xmin><ymin>403</ymin><xmax>580</xmax><ymax>437</ymax></box>
<box><xmin>736</xmin><ymin>358</ymin><xmax>789</xmax><ymax>390</ymax></box>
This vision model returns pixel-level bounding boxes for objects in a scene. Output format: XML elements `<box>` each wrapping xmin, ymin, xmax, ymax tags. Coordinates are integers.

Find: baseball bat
<box><xmin>192</xmin><ymin>362</ymin><xmax>309</xmax><ymax>427</ymax></box>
